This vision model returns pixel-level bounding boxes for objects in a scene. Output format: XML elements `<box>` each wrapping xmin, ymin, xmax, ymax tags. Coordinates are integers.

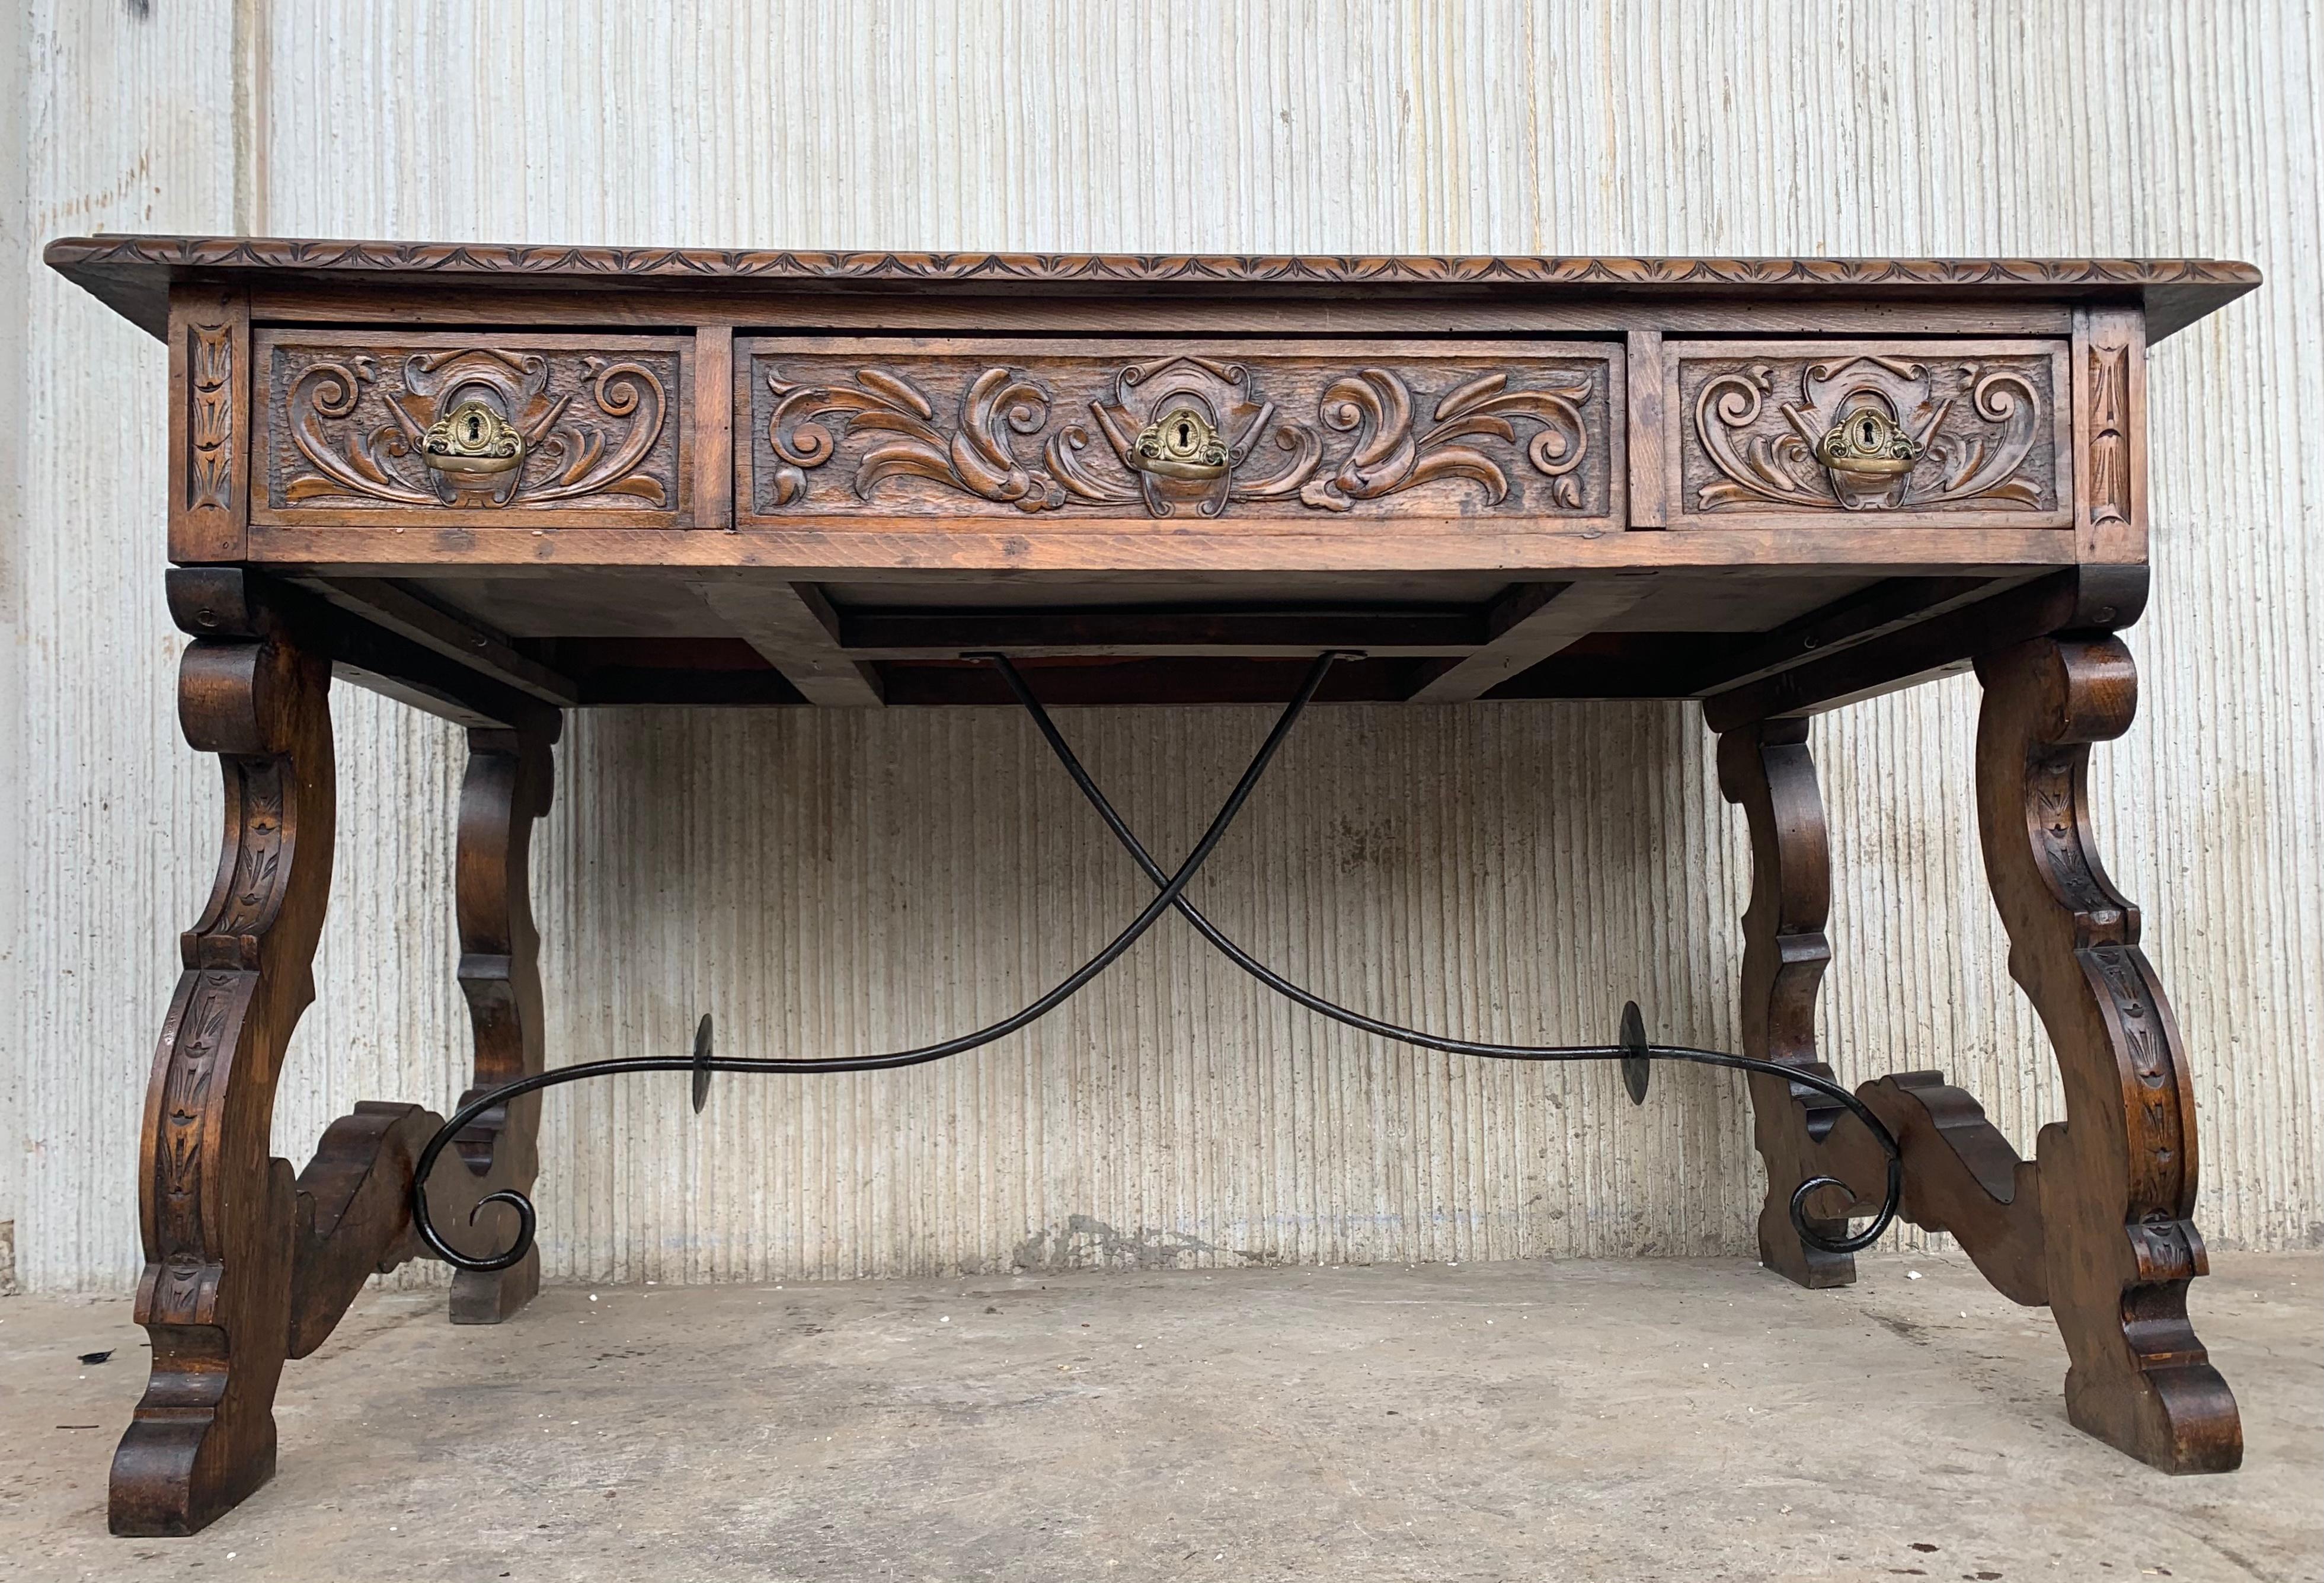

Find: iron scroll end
<box><xmin>691</xmin><ymin>1013</ymin><xmax>715</xmax><ymax>1114</ymax></box>
<box><xmin>1619</xmin><ymin>1000</ymin><xmax>1650</xmax><ymax>1106</ymax></box>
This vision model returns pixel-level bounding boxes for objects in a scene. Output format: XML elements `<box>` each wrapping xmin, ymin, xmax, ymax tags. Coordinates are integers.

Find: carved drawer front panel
<box><xmin>737</xmin><ymin>338</ymin><xmax>1623</xmax><ymax>528</ymax></box>
<box><xmin>1662</xmin><ymin>339</ymin><xmax>2071</xmax><ymax>529</ymax></box>
<box><xmin>253</xmin><ymin>331</ymin><xmax>697</xmax><ymax>526</ymax></box>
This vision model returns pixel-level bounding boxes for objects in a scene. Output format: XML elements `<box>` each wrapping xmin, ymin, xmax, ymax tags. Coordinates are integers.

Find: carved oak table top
<box><xmin>46</xmin><ymin>236</ymin><xmax>2260</xmax><ymax>1536</ymax></box>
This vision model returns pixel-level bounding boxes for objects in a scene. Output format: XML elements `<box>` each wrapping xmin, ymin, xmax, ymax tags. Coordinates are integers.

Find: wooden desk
<box><xmin>47</xmin><ymin>237</ymin><xmax>2259</xmax><ymax>1533</ymax></box>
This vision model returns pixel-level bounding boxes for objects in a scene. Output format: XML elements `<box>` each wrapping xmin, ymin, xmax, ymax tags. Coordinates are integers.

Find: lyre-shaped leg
<box><xmin>1974</xmin><ymin>636</ymin><xmax>2240</xmax><ymax>1473</ymax></box>
<box><xmin>111</xmin><ymin>612</ymin><xmax>335</xmax><ymax>1536</ymax></box>
<box><xmin>447</xmin><ymin>725</ymin><xmax>556</xmax><ymax>1323</ymax></box>
<box><xmin>1716</xmin><ymin>718</ymin><xmax>1857</xmax><ymax>1287</ymax></box>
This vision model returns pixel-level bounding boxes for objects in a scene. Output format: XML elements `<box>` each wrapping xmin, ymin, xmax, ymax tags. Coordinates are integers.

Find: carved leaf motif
<box><xmin>524</xmin><ymin>357</ymin><xmax>669</xmax><ymax>503</ymax></box>
<box><xmin>2088</xmin><ymin>344</ymin><xmax>2132</xmax><ymax>526</ymax></box>
<box><xmin>1694</xmin><ymin>369</ymin><xmax>1832</xmax><ymax>509</ymax></box>
<box><xmin>187</xmin><ymin>324</ymin><xmax>235</xmax><ymax>512</ymax></box>
<box><xmin>56</xmin><ymin>235</ymin><xmax>2265</xmax><ymax>295</ymax></box>
<box><xmin>274</xmin><ymin>344</ymin><xmax>676</xmax><ymax>510</ymax></box>
<box><xmin>1689</xmin><ymin>353</ymin><xmax>2055</xmax><ymax>515</ymax></box>
<box><xmin>1299</xmin><ymin>368</ymin><xmax>1593</xmax><ymax>512</ymax></box>
<box><xmin>757</xmin><ymin>352</ymin><xmax>1602</xmax><ymax>520</ymax></box>
<box><xmin>768</xmin><ymin>366</ymin><xmax>1067</xmax><ymax>512</ymax></box>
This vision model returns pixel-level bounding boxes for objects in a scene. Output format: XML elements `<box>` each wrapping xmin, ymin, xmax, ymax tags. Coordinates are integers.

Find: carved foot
<box><xmin>1975</xmin><ymin>636</ymin><xmax>2241</xmax><ymax>1473</ymax></box>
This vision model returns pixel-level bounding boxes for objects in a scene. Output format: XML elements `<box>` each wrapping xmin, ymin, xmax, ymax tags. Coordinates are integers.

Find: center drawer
<box><xmin>733</xmin><ymin>337</ymin><xmax>1626</xmax><ymax>531</ymax></box>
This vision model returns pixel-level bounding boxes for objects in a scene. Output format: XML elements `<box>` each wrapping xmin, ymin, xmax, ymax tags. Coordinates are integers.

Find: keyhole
<box><xmin>465</xmin><ymin>411</ymin><xmax>484</xmax><ymax>443</ymax></box>
<box><xmin>1856</xmin><ymin>414</ymin><xmax>1879</xmax><ymax>447</ymax></box>
<box><xmin>1175</xmin><ymin>418</ymin><xmax>1193</xmax><ymax>449</ymax></box>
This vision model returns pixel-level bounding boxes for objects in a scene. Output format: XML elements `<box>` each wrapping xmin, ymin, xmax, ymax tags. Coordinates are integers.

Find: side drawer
<box><xmin>736</xmin><ymin>337</ymin><xmax>1625</xmax><ymax>530</ymax></box>
<box><xmin>252</xmin><ymin>330</ymin><xmax>702</xmax><ymax>528</ymax></box>
<box><xmin>1661</xmin><ymin>339</ymin><xmax>2072</xmax><ymax>529</ymax></box>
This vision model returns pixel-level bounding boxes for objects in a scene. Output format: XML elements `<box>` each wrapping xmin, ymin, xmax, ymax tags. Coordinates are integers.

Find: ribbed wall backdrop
<box><xmin>5</xmin><ymin>2</ymin><xmax>2319</xmax><ymax>1292</ymax></box>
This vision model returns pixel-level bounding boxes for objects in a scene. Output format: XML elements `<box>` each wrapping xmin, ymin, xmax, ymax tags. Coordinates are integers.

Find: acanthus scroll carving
<box><xmin>266</xmin><ymin>342</ymin><xmax>680</xmax><ymax>512</ymax></box>
<box><xmin>749</xmin><ymin>346</ymin><xmax>1610</xmax><ymax>522</ymax></box>
<box><xmin>1679</xmin><ymin>347</ymin><xmax>2063</xmax><ymax>517</ymax></box>
<box><xmin>768</xmin><ymin>364</ymin><xmax>1068</xmax><ymax>513</ymax></box>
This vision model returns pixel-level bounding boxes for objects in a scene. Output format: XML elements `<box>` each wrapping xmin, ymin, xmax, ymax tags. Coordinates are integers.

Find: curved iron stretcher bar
<box><xmin>411</xmin><ymin>649</ymin><xmax>1900</xmax><ymax>1273</ymax></box>
<box><xmin>974</xmin><ymin>652</ymin><xmax>1899</xmax><ymax>1258</ymax></box>
<box><xmin>410</xmin><ymin>650</ymin><xmax>1347</xmax><ymax>1271</ymax></box>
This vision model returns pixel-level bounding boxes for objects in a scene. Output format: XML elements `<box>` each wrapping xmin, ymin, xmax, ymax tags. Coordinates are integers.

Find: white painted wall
<box><xmin>6</xmin><ymin>1</ymin><xmax>2319</xmax><ymax>1292</ymax></box>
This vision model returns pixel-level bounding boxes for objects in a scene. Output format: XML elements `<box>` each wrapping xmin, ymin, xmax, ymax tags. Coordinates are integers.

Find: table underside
<box><xmin>291</xmin><ymin>561</ymin><xmax>2067</xmax><ymax>710</ymax></box>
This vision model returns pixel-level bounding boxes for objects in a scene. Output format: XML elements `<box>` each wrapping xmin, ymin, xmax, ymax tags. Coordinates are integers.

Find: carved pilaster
<box><xmin>167</xmin><ymin>287</ymin><xmax>250</xmax><ymax>561</ymax></box>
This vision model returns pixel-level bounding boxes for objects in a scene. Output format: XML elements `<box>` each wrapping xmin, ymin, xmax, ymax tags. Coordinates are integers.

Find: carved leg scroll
<box><xmin>446</xmin><ymin>726</ymin><xmax>556</xmax><ymax>1323</ymax></box>
<box><xmin>1716</xmin><ymin>719</ymin><xmax>1856</xmax><ymax>1287</ymax></box>
<box><xmin>112</xmin><ymin>593</ymin><xmax>336</xmax><ymax>1536</ymax></box>
<box><xmin>1974</xmin><ymin>636</ymin><xmax>2240</xmax><ymax>1473</ymax></box>
<box><xmin>114</xmin><ymin>573</ymin><xmax>554</xmax><ymax>1534</ymax></box>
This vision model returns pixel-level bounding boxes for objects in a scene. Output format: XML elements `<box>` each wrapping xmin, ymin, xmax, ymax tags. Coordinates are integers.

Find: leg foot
<box><xmin>113</xmin><ymin>602</ymin><xmax>334</xmax><ymax>1535</ymax></box>
<box><xmin>1975</xmin><ymin>636</ymin><xmax>2241</xmax><ymax>1473</ymax></box>
<box><xmin>1717</xmin><ymin>718</ymin><xmax>1855</xmax><ymax>1288</ymax></box>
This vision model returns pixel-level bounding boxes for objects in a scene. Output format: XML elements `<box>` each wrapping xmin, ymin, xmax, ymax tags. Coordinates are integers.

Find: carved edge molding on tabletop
<box><xmin>757</xmin><ymin>353</ymin><xmax>1597</xmax><ymax>519</ymax></box>
<box><xmin>1684</xmin><ymin>350</ymin><xmax>2060</xmax><ymax>515</ymax></box>
<box><xmin>267</xmin><ymin>344</ymin><xmax>678</xmax><ymax>512</ymax></box>
<box><xmin>46</xmin><ymin>234</ymin><xmax>2267</xmax><ymax>291</ymax></box>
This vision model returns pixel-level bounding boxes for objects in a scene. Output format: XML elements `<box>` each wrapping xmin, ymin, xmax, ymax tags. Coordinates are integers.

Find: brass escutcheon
<box><xmin>1130</xmin><ymin>403</ymin><xmax>1230</xmax><ymax>481</ymax></box>
<box><xmin>1814</xmin><ymin>403</ymin><xmax>1920</xmax><ymax>481</ymax></box>
<box><xmin>422</xmin><ymin>399</ymin><xmax>525</xmax><ymax>478</ymax></box>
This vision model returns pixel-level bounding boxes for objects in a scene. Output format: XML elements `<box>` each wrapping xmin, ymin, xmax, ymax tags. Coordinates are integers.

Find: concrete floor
<box><xmin>0</xmin><ymin>1254</ymin><xmax>2315</xmax><ymax>1582</ymax></box>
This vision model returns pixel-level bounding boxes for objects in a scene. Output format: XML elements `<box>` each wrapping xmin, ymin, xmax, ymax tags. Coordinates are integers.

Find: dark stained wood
<box><xmin>1851</xmin><ymin>1073</ymin><xmax>2047</xmax><ymax>1306</ymax></box>
<box><xmin>285</xmin><ymin>1099</ymin><xmax>539</xmax><ymax>1355</ymax></box>
<box><xmin>1662</xmin><ymin>338</ymin><xmax>2072</xmax><ymax>530</ymax></box>
<box><xmin>2074</xmin><ymin>307</ymin><xmax>2149</xmax><ymax>566</ymax></box>
<box><xmin>835</xmin><ymin>601</ymin><xmax>1491</xmax><ymax>658</ymax></box>
<box><xmin>1407</xmin><ymin>579</ymin><xmax>1650</xmax><ymax>702</ymax></box>
<box><xmin>1623</xmin><ymin>330</ymin><xmax>1667</xmax><ymax>528</ymax></box>
<box><xmin>46</xmin><ymin>235</ymin><xmax>2260</xmax><ymax>342</ymax></box>
<box><xmin>1679</xmin><ymin>575</ymin><xmax>2009</xmax><ymax>698</ymax></box>
<box><xmin>696</xmin><ymin>580</ymin><xmax>885</xmax><ymax>706</ymax></box>
<box><xmin>880</xmin><ymin>655</ymin><xmax>1433</xmax><ymax>707</ymax></box>
<box><xmin>1972</xmin><ymin>636</ymin><xmax>2240</xmax><ymax>1473</ymax></box>
<box><xmin>447</xmin><ymin>725</ymin><xmax>557</xmax><ymax>1323</ymax></box>
<box><xmin>171</xmin><ymin>569</ymin><xmax>561</xmax><ymax>736</ymax></box>
<box><xmin>254</xmin><ymin>329</ymin><xmax>698</xmax><ymax>529</ymax></box>
<box><xmin>166</xmin><ymin>286</ymin><xmax>250</xmax><ymax>563</ymax></box>
<box><xmin>1716</xmin><ymin>717</ymin><xmax>1856</xmax><ymax>1287</ymax></box>
<box><xmin>241</xmin><ymin>521</ymin><xmax>2092</xmax><ymax>579</ymax></box>
<box><xmin>737</xmin><ymin>337</ymin><xmax>1620</xmax><ymax>531</ymax></box>
<box><xmin>1478</xmin><ymin>630</ymin><xmax>1738</xmax><ymax>700</ymax></box>
<box><xmin>693</xmin><ymin>324</ymin><xmax>736</xmax><ymax>532</ymax></box>
<box><xmin>252</xmin><ymin>283</ymin><xmax>2091</xmax><ymax>339</ymax></box>
<box><xmin>112</xmin><ymin>592</ymin><xmax>337</xmax><ymax>1536</ymax></box>
<box><xmin>1699</xmin><ymin>566</ymin><xmax>2149</xmax><ymax>730</ymax></box>
<box><xmin>68</xmin><ymin>237</ymin><xmax>2257</xmax><ymax>1528</ymax></box>
<box><xmin>300</xmin><ymin>576</ymin><xmax>578</xmax><ymax>706</ymax></box>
